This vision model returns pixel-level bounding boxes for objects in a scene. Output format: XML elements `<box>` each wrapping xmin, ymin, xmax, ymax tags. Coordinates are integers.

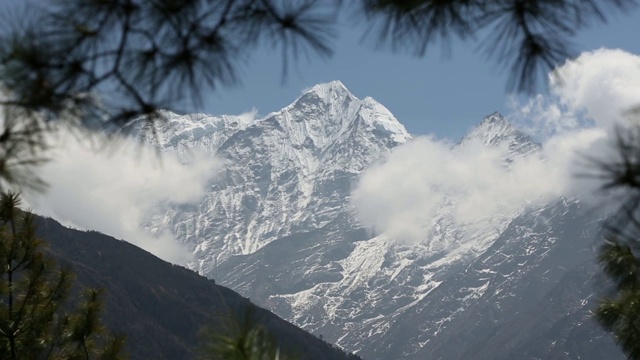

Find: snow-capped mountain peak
<box><xmin>141</xmin><ymin>87</ymin><xmax>619</xmax><ymax>360</ymax></box>
<box><xmin>460</xmin><ymin>112</ymin><xmax>540</xmax><ymax>159</ymax></box>
<box><xmin>303</xmin><ymin>80</ymin><xmax>353</xmax><ymax>101</ymax></box>
<box><xmin>147</xmin><ymin>81</ymin><xmax>411</xmax><ymax>268</ymax></box>
<box><xmin>464</xmin><ymin>112</ymin><xmax>521</xmax><ymax>144</ymax></box>
<box><xmin>271</xmin><ymin>81</ymin><xmax>410</xmax><ymax>151</ymax></box>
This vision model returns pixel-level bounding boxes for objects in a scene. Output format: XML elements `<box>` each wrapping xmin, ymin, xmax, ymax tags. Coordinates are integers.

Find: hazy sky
<box><xmin>199</xmin><ymin>9</ymin><xmax>640</xmax><ymax>140</ymax></box>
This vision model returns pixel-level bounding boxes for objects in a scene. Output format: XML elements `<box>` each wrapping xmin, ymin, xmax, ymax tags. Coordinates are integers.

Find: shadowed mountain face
<box><xmin>132</xmin><ymin>82</ymin><xmax>623</xmax><ymax>359</ymax></box>
<box><xmin>35</xmin><ymin>216</ymin><xmax>360</xmax><ymax>360</ymax></box>
<box><xmin>144</xmin><ymin>81</ymin><xmax>410</xmax><ymax>273</ymax></box>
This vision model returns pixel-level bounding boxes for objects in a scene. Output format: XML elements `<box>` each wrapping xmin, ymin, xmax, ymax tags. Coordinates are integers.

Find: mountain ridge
<box><xmin>144</xmin><ymin>81</ymin><xmax>410</xmax><ymax>274</ymax></box>
<box><xmin>36</xmin><ymin>214</ymin><xmax>360</xmax><ymax>360</ymax></box>
<box><xmin>130</xmin><ymin>81</ymin><xmax>622</xmax><ymax>359</ymax></box>
<box><xmin>459</xmin><ymin>111</ymin><xmax>541</xmax><ymax>161</ymax></box>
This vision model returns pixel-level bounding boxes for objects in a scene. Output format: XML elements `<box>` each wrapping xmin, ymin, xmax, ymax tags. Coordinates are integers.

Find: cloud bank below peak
<box><xmin>352</xmin><ymin>48</ymin><xmax>640</xmax><ymax>245</ymax></box>
<box><xmin>25</xmin><ymin>131</ymin><xmax>223</xmax><ymax>266</ymax></box>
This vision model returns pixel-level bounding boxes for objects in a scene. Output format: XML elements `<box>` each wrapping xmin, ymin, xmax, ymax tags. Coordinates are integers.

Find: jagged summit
<box><xmin>460</xmin><ymin>111</ymin><xmax>540</xmax><ymax>158</ymax></box>
<box><xmin>288</xmin><ymin>80</ymin><xmax>355</xmax><ymax>113</ymax></box>
<box><xmin>482</xmin><ymin>111</ymin><xmax>507</xmax><ymax>123</ymax></box>
<box><xmin>467</xmin><ymin>112</ymin><xmax>516</xmax><ymax>142</ymax></box>
<box><xmin>266</xmin><ymin>81</ymin><xmax>410</xmax><ymax>150</ymax></box>
<box><xmin>147</xmin><ymin>81</ymin><xmax>410</xmax><ymax>152</ymax></box>
<box><xmin>304</xmin><ymin>80</ymin><xmax>352</xmax><ymax>99</ymax></box>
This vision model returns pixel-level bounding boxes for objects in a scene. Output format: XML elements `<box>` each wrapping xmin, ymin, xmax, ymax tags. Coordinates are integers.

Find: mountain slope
<box><xmin>36</xmin><ymin>216</ymin><xmax>360</xmax><ymax>360</ymax></box>
<box><xmin>139</xmin><ymin>82</ymin><xmax>622</xmax><ymax>359</ymax></box>
<box><xmin>146</xmin><ymin>80</ymin><xmax>410</xmax><ymax>275</ymax></box>
<box><xmin>362</xmin><ymin>199</ymin><xmax>619</xmax><ymax>360</ymax></box>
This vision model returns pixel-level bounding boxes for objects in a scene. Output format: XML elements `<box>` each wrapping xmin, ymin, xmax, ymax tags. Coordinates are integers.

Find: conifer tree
<box><xmin>0</xmin><ymin>0</ymin><xmax>638</xmax><ymax>357</ymax></box>
<box><xmin>592</xmin><ymin>126</ymin><xmax>640</xmax><ymax>359</ymax></box>
<box><xmin>0</xmin><ymin>192</ymin><xmax>125</xmax><ymax>359</ymax></box>
<box><xmin>198</xmin><ymin>309</ymin><xmax>297</xmax><ymax>360</ymax></box>
<box><xmin>596</xmin><ymin>236</ymin><xmax>640</xmax><ymax>359</ymax></box>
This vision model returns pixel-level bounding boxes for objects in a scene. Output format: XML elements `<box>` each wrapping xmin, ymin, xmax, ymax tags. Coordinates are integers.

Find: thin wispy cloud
<box><xmin>236</xmin><ymin>108</ymin><xmax>260</xmax><ymax>124</ymax></box>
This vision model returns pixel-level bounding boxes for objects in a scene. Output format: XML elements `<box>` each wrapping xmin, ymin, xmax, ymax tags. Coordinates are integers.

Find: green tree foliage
<box><xmin>591</xmin><ymin>125</ymin><xmax>640</xmax><ymax>359</ymax></box>
<box><xmin>596</xmin><ymin>238</ymin><xmax>640</xmax><ymax>359</ymax></box>
<box><xmin>0</xmin><ymin>0</ymin><xmax>636</xmax><ymax>189</ymax></box>
<box><xmin>0</xmin><ymin>192</ymin><xmax>125</xmax><ymax>359</ymax></box>
<box><xmin>0</xmin><ymin>1</ymin><xmax>638</xmax><ymax>356</ymax></box>
<box><xmin>198</xmin><ymin>310</ymin><xmax>297</xmax><ymax>360</ymax></box>
<box><xmin>198</xmin><ymin>307</ymin><xmax>362</xmax><ymax>360</ymax></box>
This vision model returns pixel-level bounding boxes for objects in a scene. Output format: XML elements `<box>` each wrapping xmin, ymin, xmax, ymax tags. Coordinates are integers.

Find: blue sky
<box><xmin>20</xmin><ymin>3</ymin><xmax>640</xmax><ymax>265</ymax></box>
<box><xmin>200</xmin><ymin>9</ymin><xmax>640</xmax><ymax>140</ymax></box>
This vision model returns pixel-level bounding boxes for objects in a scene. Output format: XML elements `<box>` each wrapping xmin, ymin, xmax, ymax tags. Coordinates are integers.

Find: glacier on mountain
<box><xmin>141</xmin><ymin>81</ymin><xmax>621</xmax><ymax>360</ymax></box>
<box><xmin>144</xmin><ymin>80</ymin><xmax>410</xmax><ymax>273</ymax></box>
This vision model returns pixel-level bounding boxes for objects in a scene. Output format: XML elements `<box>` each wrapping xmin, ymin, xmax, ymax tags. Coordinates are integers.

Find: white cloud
<box><xmin>237</xmin><ymin>108</ymin><xmax>259</xmax><ymax>124</ymax></box>
<box><xmin>506</xmin><ymin>94</ymin><xmax>587</xmax><ymax>140</ymax></box>
<box><xmin>352</xmin><ymin>48</ymin><xmax>640</xmax><ymax>245</ymax></box>
<box><xmin>551</xmin><ymin>48</ymin><xmax>640</xmax><ymax>131</ymax></box>
<box><xmin>351</xmin><ymin>133</ymin><xmax>601</xmax><ymax>244</ymax></box>
<box><xmin>25</xmin><ymin>131</ymin><xmax>222</xmax><ymax>265</ymax></box>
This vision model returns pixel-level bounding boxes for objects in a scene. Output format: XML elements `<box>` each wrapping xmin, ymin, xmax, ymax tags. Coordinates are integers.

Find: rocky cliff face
<box><xmin>145</xmin><ymin>81</ymin><xmax>409</xmax><ymax>273</ymax></box>
<box><xmin>141</xmin><ymin>82</ymin><xmax>622</xmax><ymax>359</ymax></box>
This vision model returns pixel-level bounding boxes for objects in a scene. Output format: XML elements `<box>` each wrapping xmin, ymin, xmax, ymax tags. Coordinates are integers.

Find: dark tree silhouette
<box><xmin>588</xmin><ymin>125</ymin><xmax>640</xmax><ymax>359</ymax></box>
<box><xmin>360</xmin><ymin>0</ymin><xmax>637</xmax><ymax>91</ymax></box>
<box><xmin>0</xmin><ymin>0</ymin><xmax>635</xmax><ymax>188</ymax></box>
<box><xmin>0</xmin><ymin>192</ymin><xmax>125</xmax><ymax>359</ymax></box>
<box><xmin>198</xmin><ymin>309</ymin><xmax>299</xmax><ymax>360</ymax></box>
<box><xmin>1</xmin><ymin>1</ymin><xmax>640</xmax><ymax>357</ymax></box>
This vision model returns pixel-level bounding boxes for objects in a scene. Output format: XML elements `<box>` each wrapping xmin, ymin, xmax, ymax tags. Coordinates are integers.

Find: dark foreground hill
<box><xmin>35</xmin><ymin>216</ymin><xmax>360</xmax><ymax>360</ymax></box>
